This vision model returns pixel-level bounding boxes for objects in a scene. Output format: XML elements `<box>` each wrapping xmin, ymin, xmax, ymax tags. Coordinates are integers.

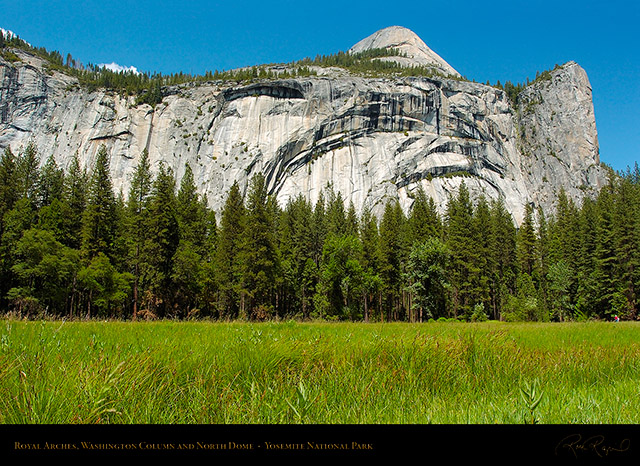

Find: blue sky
<box><xmin>2</xmin><ymin>0</ymin><xmax>638</xmax><ymax>171</ymax></box>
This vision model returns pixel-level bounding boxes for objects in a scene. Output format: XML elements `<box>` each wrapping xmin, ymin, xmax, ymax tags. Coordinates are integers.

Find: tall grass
<box><xmin>1</xmin><ymin>320</ymin><xmax>639</xmax><ymax>424</ymax></box>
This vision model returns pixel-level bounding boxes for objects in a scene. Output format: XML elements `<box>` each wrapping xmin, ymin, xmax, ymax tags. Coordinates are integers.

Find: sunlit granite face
<box><xmin>0</xmin><ymin>29</ymin><xmax>605</xmax><ymax>224</ymax></box>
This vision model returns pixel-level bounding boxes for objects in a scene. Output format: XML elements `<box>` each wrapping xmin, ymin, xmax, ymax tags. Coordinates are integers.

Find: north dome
<box><xmin>349</xmin><ymin>26</ymin><xmax>460</xmax><ymax>77</ymax></box>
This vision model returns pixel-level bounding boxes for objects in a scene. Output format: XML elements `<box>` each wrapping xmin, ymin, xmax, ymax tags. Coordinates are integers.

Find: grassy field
<box><xmin>1</xmin><ymin>319</ymin><xmax>639</xmax><ymax>424</ymax></box>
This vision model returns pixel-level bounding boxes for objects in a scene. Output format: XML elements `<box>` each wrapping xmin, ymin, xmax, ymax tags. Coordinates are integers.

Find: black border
<box><xmin>2</xmin><ymin>423</ymin><xmax>638</xmax><ymax>461</ymax></box>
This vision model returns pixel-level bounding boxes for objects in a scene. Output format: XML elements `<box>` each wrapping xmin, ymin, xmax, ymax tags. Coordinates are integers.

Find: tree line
<box><xmin>0</xmin><ymin>142</ymin><xmax>638</xmax><ymax>321</ymax></box>
<box><xmin>3</xmin><ymin>30</ymin><xmax>462</xmax><ymax>108</ymax></box>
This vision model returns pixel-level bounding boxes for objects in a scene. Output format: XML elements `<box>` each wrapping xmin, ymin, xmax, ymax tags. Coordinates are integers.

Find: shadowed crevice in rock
<box><xmin>0</xmin><ymin>29</ymin><xmax>606</xmax><ymax>226</ymax></box>
<box><xmin>223</xmin><ymin>81</ymin><xmax>305</xmax><ymax>102</ymax></box>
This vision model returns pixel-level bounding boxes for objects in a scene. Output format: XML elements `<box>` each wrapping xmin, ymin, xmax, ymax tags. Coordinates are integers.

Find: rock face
<box><xmin>349</xmin><ymin>26</ymin><xmax>461</xmax><ymax>77</ymax></box>
<box><xmin>517</xmin><ymin>62</ymin><xmax>604</xmax><ymax>210</ymax></box>
<box><xmin>0</xmin><ymin>27</ymin><xmax>606</xmax><ymax>224</ymax></box>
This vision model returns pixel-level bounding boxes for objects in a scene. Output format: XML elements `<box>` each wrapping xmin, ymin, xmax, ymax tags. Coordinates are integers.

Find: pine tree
<box><xmin>0</xmin><ymin>147</ymin><xmax>19</xmax><ymax>220</ymax></box>
<box><xmin>112</xmin><ymin>189</ymin><xmax>129</xmax><ymax>274</ymax></box>
<box><xmin>472</xmin><ymin>195</ymin><xmax>493</xmax><ymax>312</ymax></box>
<box><xmin>176</xmin><ymin>163</ymin><xmax>208</xmax><ymax>252</ymax></box>
<box><xmin>345</xmin><ymin>201</ymin><xmax>359</xmax><ymax>237</ymax></box>
<box><xmin>515</xmin><ymin>204</ymin><xmax>545</xmax><ymax>320</ymax></box>
<box><xmin>141</xmin><ymin>163</ymin><xmax>179</xmax><ymax>317</ymax></box>
<box><xmin>240</xmin><ymin>173</ymin><xmax>278</xmax><ymax>319</ymax></box>
<box><xmin>535</xmin><ymin>206</ymin><xmax>551</xmax><ymax>315</ymax></box>
<box><xmin>199</xmin><ymin>198</ymin><xmax>218</xmax><ymax>316</ymax></box>
<box><xmin>278</xmin><ymin>199</ymin><xmax>297</xmax><ymax>318</ymax></box>
<box><xmin>35</xmin><ymin>157</ymin><xmax>65</xmax><ymax>242</ymax></box>
<box><xmin>359</xmin><ymin>206</ymin><xmax>382</xmax><ymax>322</ymax></box>
<box><xmin>279</xmin><ymin>195</ymin><xmax>315</xmax><ymax>319</ymax></box>
<box><xmin>489</xmin><ymin>198</ymin><xmax>517</xmax><ymax>320</ymax></box>
<box><xmin>444</xmin><ymin>182</ymin><xmax>478</xmax><ymax>319</ymax></box>
<box><xmin>61</xmin><ymin>152</ymin><xmax>88</xmax><ymax>249</ymax></box>
<box><xmin>215</xmin><ymin>181</ymin><xmax>246</xmax><ymax>319</ymax></box>
<box><xmin>15</xmin><ymin>141</ymin><xmax>41</xmax><ymax>207</ymax></box>
<box><xmin>408</xmin><ymin>186</ymin><xmax>441</xmax><ymax>243</ymax></box>
<box><xmin>37</xmin><ymin>154</ymin><xmax>64</xmax><ymax>209</ymax></box>
<box><xmin>172</xmin><ymin>163</ymin><xmax>210</xmax><ymax>315</ymax></box>
<box><xmin>573</xmin><ymin>197</ymin><xmax>599</xmax><ymax>317</ymax></box>
<box><xmin>311</xmin><ymin>191</ymin><xmax>327</xmax><ymax>267</ymax></box>
<box><xmin>379</xmin><ymin>198</ymin><xmax>407</xmax><ymax>321</ymax></box>
<box><xmin>171</xmin><ymin>240</ymin><xmax>203</xmax><ymax>317</ymax></box>
<box><xmin>548</xmin><ymin>188</ymin><xmax>580</xmax><ymax>310</ymax></box>
<box><xmin>37</xmin><ymin>197</ymin><xmax>66</xmax><ymax>240</ymax></box>
<box><xmin>516</xmin><ymin>203</ymin><xmax>538</xmax><ymax>277</ymax></box>
<box><xmin>613</xmin><ymin>175</ymin><xmax>640</xmax><ymax>318</ymax></box>
<box><xmin>549</xmin><ymin>188</ymin><xmax>579</xmax><ymax>266</ymax></box>
<box><xmin>81</xmin><ymin>145</ymin><xmax>118</xmax><ymax>261</ymax></box>
<box><xmin>325</xmin><ymin>187</ymin><xmax>347</xmax><ymax>238</ymax></box>
<box><xmin>125</xmin><ymin>150</ymin><xmax>153</xmax><ymax>319</ymax></box>
<box><xmin>589</xmin><ymin>182</ymin><xmax>621</xmax><ymax>318</ymax></box>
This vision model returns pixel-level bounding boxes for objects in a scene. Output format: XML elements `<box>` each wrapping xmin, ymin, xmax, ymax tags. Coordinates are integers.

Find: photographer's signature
<box><xmin>556</xmin><ymin>434</ymin><xmax>630</xmax><ymax>458</ymax></box>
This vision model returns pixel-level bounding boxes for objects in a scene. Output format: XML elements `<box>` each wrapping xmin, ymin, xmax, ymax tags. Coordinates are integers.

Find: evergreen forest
<box><xmin>1</xmin><ymin>142</ymin><xmax>639</xmax><ymax>322</ymax></box>
<box><xmin>2</xmin><ymin>31</ymin><xmax>463</xmax><ymax>108</ymax></box>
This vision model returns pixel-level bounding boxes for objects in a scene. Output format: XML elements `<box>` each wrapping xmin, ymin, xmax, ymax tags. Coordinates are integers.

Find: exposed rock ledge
<box><xmin>0</xmin><ymin>29</ymin><xmax>606</xmax><ymax>225</ymax></box>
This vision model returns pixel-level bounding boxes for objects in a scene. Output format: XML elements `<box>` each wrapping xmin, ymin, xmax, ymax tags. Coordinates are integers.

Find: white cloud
<box><xmin>1</xmin><ymin>27</ymin><xmax>31</xmax><ymax>46</ymax></box>
<box><xmin>1</xmin><ymin>28</ymin><xmax>16</xmax><ymax>38</ymax></box>
<box><xmin>98</xmin><ymin>62</ymin><xmax>140</xmax><ymax>74</ymax></box>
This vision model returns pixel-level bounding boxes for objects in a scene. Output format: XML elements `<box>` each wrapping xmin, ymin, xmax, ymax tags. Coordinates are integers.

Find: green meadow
<box><xmin>1</xmin><ymin>320</ymin><xmax>639</xmax><ymax>424</ymax></box>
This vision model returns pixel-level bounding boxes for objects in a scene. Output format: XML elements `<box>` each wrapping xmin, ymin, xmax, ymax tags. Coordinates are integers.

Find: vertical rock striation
<box><xmin>0</xmin><ymin>27</ymin><xmax>607</xmax><ymax>224</ymax></box>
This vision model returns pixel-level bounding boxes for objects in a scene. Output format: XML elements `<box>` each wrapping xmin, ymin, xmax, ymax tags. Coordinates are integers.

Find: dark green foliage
<box><xmin>472</xmin><ymin>195</ymin><xmax>493</xmax><ymax>311</ymax></box>
<box><xmin>311</xmin><ymin>192</ymin><xmax>327</xmax><ymax>267</ymax></box>
<box><xmin>172</xmin><ymin>163</ymin><xmax>211</xmax><ymax>315</ymax></box>
<box><xmin>404</xmin><ymin>237</ymin><xmax>450</xmax><ymax>321</ymax></box>
<box><xmin>2</xmin><ymin>32</ymin><xmax>319</xmax><ymax>100</ymax></box>
<box><xmin>315</xmin><ymin>234</ymin><xmax>365</xmax><ymax>320</ymax></box>
<box><xmin>37</xmin><ymin>155</ymin><xmax>64</xmax><ymax>209</ymax></box>
<box><xmin>444</xmin><ymin>182</ymin><xmax>478</xmax><ymax>319</ymax></box>
<box><xmin>503</xmin><ymin>272</ymin><xmax>542</xmax><ymax>322</ymax></box>
<box><xmin>141</xmin><ymin>163</ymin><xmax>180</xmax><ymax>317</ymax></box>
<box><xmin>359</xmin><ymin>206</ymin><xmax>382</xmax><ymax>322</ymax></box>
<box><xmin>214</xmin><ymin>181</ymin><xmax>246</xmax><ymax>319</ymax></box>
<box><xmin>516</xmin><ymin>204</ymin><xmax>537</xmax><ymax>277</ymax></box>
<box><xmin>295</xmin><ymin>47</ymin><xmax>465</xmax><ymax>80</ymax></box>
<box><xmin>408</xmin><ymin>186</ymin><xmax>441</xmax><ymax>243</ymax></box>
<box><xmin>176</xmin><ymin>163</ymin><xmax>208</xmax><ymax>253</ymax></box>
<box><xmin>487</xmin><ymin>198</ymin><xmax>518</xmax><ymax>319</ymax></box>
<box><xmin>135</xmin><ymin>80</ymin><xmax>163</xmax><ymax>107</ymax></box>
<box><xmin>4</xmin><ymin>32</ymin><xmax>463</xmax><ymax>106</ymax></box>
<box><xmin>546</xmin><ymin>260</ymin><xmax>573</xmax><ymax>321</ymax></box>
<box><xmin>61</xmin><ymin>153</ymin><xmax>88</xmax><ymax>249</ymax></box>
<box><xmin>325</xmin><ymin>187</ymin><xmax>347</xmax><ymax>237</ymax></box>
<box><xmin>81</xmin><ymin>145</ymin><xmax>117</xmax><ymax>261</ymax></box>
<box><xmin>587</xmin><ymin>184</ymin><xmax>619</xmax><ymax>317</ymax></box>
<box><xmin>0</xmin><ymin>140</ymin><xmax>638</xmax><ymax>323</ymax></box>
<box><xmin>77</xmin><ymin>253</ymin><xmax>132</xmax><ymax>318</ymax></box>
<box><xmin>240</xmin><ymin>173</ymin><xmax>279</xmax><ymax>319</ymax></box>
<box><xmin>379</xmin><ymin>199</ymin><xmax>408</xmax><ymax>321</ymax></box>
<box><xmin>8</xmin><ymin>228</ymin><xmax>80</xmax><ymax>315</ymax></box>
<box><xmin>15</xmin><ymin>142</ymin><xmax>41</xmax><ymax>207</ymax></box>
<box><xmin>279</xmin><ymin>195</ymin><xmax>316</xmax><ymax>319</ymax></box>
<box><xmin>0</xmin><ymin>147</ymin><xmax>19</xmax><ymax>219</ymax></box>
<box><xmin>611</xmin><ymin>174</ymin><xmax>640</xmax><ymax>318</ymax></box>
<box><xmin>125</xmin><ymin>150</ymin><xmax>153</xmax><ymax>319</ymax></box>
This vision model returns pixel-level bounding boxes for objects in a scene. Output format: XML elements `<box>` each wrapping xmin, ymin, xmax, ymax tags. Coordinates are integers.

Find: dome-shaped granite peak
<box><xmin>349</xmin><ymin>26</ymin><xmax>460</xmax><ymax>77</ymax></box>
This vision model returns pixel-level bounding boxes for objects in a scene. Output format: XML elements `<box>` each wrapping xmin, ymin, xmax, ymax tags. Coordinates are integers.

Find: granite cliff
<box><xmin>0</xmin><ymin>26</ymin><xmax>606</xmax><ymax>224</ymax></box>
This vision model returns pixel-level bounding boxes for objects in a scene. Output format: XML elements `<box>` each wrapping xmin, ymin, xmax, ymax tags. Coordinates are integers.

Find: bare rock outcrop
<box><xmin>0</xmin><ymin>28</ymin><xmax>607</xmax><ymax>224</ymax></box>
